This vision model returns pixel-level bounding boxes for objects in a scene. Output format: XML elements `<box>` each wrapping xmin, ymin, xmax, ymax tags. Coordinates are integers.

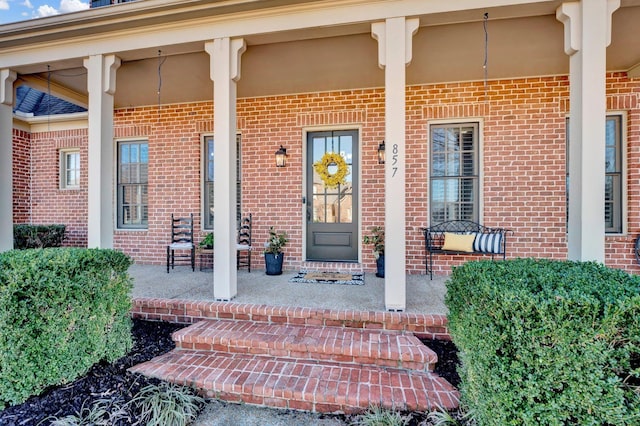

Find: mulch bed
<box><xmin>0</xmin><ymin>321</ymin><xmax>461</xmax><ymax>426</ymax></box>
<box><xmin>0</xmin><ymin>319</ymin><xmax>185</xmax><ymax>426</ymax></box>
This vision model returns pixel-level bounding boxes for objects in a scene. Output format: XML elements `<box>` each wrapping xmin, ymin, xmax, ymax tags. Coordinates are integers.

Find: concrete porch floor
<box><xmin>130</xmin><ymin>264</ymin><xmax>449</xmax><ymax>315</ymax></box>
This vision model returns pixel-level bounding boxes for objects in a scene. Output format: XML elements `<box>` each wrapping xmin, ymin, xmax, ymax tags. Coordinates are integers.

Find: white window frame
<box><xmin>59</xmin><ymin>149</ymin><xmax>80</xmax><ymax>190</ymax></box>
<box><xmin>566</xmin><ymin>112</ymin><xmax>626</xmax><ymax>235</ymax></box>
<box><xmin>428</xmin><ymin>120</ymin><xmax>483</xmax><ymax>225</ymax></box>
<box><xmin>116</xmin><ymin>139</ymin><xmax>149</xmax><ymax>229</ymax></box>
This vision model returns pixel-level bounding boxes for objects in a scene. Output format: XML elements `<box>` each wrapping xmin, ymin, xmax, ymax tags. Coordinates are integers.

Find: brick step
<box><xmin>131</xmin><ymin>298</ymin><xmax>451</xmax><ymax>340</ymax></box>
<box><xmin>128</xmin><ymin>349</ymin><xmax>459</xmax><ymax>414</ymax></box>
<box><xmin>173</xmin><ymin>320</ymin><xmax>437</xmax><ymax>371</ymax></box>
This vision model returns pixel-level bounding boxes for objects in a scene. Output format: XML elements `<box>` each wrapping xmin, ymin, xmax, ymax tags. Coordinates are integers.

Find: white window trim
<box><xmin>202</xmin><ymin>134</ymin><xmax>214</xmax><ymax>231</ymax></box>
<box><xmin>608</xmin><ymin>111</ymin><xmax>627</xmax><ymax>236</ymax></box>
<box><xmin>201</xmin><ymin>134</ymin><xmax>242</xmax><ymax>231</ymax></box>
<box><xmin>59</xmin><ymin>148</ymin><xmax>80</xmax><ymax>190</ymax></box>
<box><xmin>116</xmin><ymin>138</ymin><xmax>149</xmax><ymax>230</ymax></box>
<box><xmin>427</xmin><ymin>118</ymin><xmax>484</xmax><ymax>226</ymax></box>
<box><xmin>565</xmin><ymin>111</ymin><xmax>627</xmax><ymax>236</ymax></box>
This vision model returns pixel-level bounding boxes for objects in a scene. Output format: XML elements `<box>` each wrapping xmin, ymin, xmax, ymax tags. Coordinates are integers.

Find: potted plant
<box><xmin>264</xmin><ymin>227</ymin><xmax>288</xmax><ymax>275</ymax></box>
<box><xmin>363</xmin><ymin>226</ymin><xmax>385</xmax><ymax>277</ymax></box>
<box><xmin>199</xmin><ymin>232</ymin><xmax>214</xmax><ymax>249</ymax></box>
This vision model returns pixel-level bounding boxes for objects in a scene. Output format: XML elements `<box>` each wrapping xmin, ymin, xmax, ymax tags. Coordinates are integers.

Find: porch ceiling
<box><xmin>3</xmin><ymin>0</ymin><xmax>640</xmax><ymax>108</ymax></box>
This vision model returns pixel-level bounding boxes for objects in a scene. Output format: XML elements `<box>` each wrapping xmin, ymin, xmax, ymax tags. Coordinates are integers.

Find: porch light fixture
<box><xmin>377</xmin><ymin>141</ymin><xmax>386</xmax><ymax>164</ymax></box>
<box><xmin>275</xmin><ymin>145</ymin><xmax>287</xmax><ymax>167</ymax></box>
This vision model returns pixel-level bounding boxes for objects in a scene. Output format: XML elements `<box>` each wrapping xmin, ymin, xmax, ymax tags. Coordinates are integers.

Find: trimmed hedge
<box><xmin>13</xmin><ymin>224</ymin><xmax>66</xmax><ymax>249</ymax></box>
<box><xmin>446</xmin><ymin>258</ymin><xmax>640</xmax><ymax>425</ymax></box>
<box><xmin>0</xmin><ymin>248</ymin><xmax>133</xmax><ymax>407</ymax></box>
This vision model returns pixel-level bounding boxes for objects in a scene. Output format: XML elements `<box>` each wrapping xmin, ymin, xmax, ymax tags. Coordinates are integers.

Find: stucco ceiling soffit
<box><xmin>629</xmin><ymin>62</ymin><xmax>640</xmax><ymax>78</ymax></box>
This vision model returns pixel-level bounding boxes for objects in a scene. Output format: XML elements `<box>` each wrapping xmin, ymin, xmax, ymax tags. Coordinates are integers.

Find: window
<box><xmin>60</xmin><ymin>149</ymin><xmax>80</xmax><ymax>189</ymax></box>
<box><xmin>566</xmin><ymin>115</ymin><xmax>623</xmax><ymax>233</ymax></box>
<box><xmin>430</xmin><ymin>123</ymin><xmax>479</xmax><ymax>224</ymax></box>
<box><xmin>605</xmin><ymin>116</ymin><xmax>623</xmax><ymax>233</ymax></box>
<box><xmin>117</xmin><ymin>140</ymin><xmax>148</xmax><ymax>229</ymax></box>
<box><xmin>203</xmin><ymin>135</ymin><xmax>241</xmax><ymax>230</ymax></box>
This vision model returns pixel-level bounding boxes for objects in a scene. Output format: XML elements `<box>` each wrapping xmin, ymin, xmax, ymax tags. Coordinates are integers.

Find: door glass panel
<box><xmin>339</xmin><ymin>194</ymin><xmax>352</xmax><ymax>223</ymax></box>
<box><xmin>326</xmin><ymin>194</ymin><xmax>338</xmax><ymax>223</ymax></box>
<box><xmin>311</xmin><ymin>135</ymin><xmax>354</xmax><ymax>224</ymax></box>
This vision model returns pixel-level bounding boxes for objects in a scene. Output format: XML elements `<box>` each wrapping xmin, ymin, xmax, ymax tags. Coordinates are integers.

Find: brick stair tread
<box><xmin>173</xmin><ymin>320</ymin><xmax>437</xmax><ymax>371</ymax></box>
<box><xmin>128</xmin><ymin>349</ymin><xmax>459</xmax><ymax>413</ymax></box>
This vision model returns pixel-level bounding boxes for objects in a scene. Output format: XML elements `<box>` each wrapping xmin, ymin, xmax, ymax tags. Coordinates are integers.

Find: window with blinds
<box><xmin>117</xmin><ymin>140</ymin><xmax>148</xmax><ymax>229</ymax></box>
<box><xmin>429</xmin><ymin>123</ymin><xmax>479</xmax><ymax>224</ymax></box>
<box><xmin>566</xmin><ymin>115</ymin><xmax>623</xmax><ymax>234</ymax></box>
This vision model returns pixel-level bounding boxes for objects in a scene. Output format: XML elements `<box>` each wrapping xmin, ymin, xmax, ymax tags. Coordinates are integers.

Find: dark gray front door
<box><xmin>306</xmin><ymin>130</ymin><xmax>358</xmax><ymax>261</ymax></box>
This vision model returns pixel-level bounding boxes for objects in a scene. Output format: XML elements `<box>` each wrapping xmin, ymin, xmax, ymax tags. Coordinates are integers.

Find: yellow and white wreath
<box><xmin>313</xmin><ymin>152</ymin><xmax>349</xmax><ymax>189</ymax></box>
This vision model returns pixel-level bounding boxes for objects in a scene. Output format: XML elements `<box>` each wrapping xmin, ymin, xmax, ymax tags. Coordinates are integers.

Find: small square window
<box><xmin>60</xmin><ymin>149</ymin><xmax>80</xmax><ymax>189</ymax></box>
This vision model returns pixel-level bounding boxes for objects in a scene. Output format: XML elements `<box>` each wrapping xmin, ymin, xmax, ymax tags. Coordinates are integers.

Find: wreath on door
<box><xmin>313</xmin><ymin>152</ymin><xmax>349</xmax><ymax>189</ymax></box>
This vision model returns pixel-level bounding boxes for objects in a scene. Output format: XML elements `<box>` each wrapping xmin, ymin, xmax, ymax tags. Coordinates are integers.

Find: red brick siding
<box><xmin>12</xmin><ymin>129</ymin><xmax>30</xmax><ymax>223</ymax></box>
<box><xmin>606</xmin><ymin>72</ymin><xmax>640</xmax><ymax>270</ymax></box>
<box><xmin>17</xmin><ymin>73</ymin><xmax>640</xmax><ymax>274</ymax></box>
<box><xmin>29</xmin><ymin>129</ymin><xmax>88</xmax><ymax>247</ymax></box>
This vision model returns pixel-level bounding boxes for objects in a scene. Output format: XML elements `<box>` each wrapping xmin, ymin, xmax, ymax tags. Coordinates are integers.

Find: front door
<box><xmin>306</xmin><ymin>130</ymin><xmax>358</xmax><ymax>261</ymax></box>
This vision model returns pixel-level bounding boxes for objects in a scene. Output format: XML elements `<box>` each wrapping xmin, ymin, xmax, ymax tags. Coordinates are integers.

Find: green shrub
<box><xmin>446</xmin><ymin>259</ymin><xmax>640</xmax><ymax>426</ymax></box>
<box><xmin>0</xmin><ymin>248</ymin><xmax>133</xmax><ymax>407</ymax></box>
<box><xmin>13</xmin><ymin>224</ymin><xmax>66</xmax><ymax>249</ymax></box>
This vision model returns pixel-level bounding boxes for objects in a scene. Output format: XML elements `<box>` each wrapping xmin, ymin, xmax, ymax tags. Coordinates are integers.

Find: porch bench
<box><xmin>420</xmin><ymin>220</ymin><xmax>513</xmax><ymax>279</ymax></box>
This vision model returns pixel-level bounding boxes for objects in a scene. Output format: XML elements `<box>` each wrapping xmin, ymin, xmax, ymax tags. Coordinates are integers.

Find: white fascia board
<box><xmin>0</xmin><ymin>0</ymin><xmax>552</xmax><ymax>69</ymax></box>
<box><xmin>16</xmin><ymin>111</ymin><xmax>88</xmax><ymax>131</ymax></box>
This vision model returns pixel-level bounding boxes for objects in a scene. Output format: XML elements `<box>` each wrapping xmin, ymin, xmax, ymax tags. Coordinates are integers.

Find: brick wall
<box><xmin>29</xmin><ymin>129</ymin><xmax>88</xmax><ymax>247</ymax></box>
<box><xmin>12</xmin><ymin>129</ymin><xmax>30</xmax><ymax>223</ymax></box>
<box><xmin>19</xmin><ymin>73</ymin><xmax>640</xmax><ymax>274</ymax></box>
<box><xmin>606</xmin><ymin>72</ymin><xmax>640</xmax><ymax>270</ymax></box>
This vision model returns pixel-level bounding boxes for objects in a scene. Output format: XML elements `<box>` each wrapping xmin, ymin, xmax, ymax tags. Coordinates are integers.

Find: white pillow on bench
<box><xmin>473</xmin><ymin>232</ymin><xmax>503</xmax><ymax>254</ymax></box>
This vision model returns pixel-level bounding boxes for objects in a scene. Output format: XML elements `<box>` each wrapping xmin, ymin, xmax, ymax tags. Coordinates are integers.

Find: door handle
<box><xmin>307</xmin><ymin>208</ymin><xmax>311</xmax><ymax>223</ymax></box>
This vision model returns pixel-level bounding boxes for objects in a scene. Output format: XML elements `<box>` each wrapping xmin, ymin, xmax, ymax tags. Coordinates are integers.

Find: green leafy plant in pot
<box><xmin>363</xmin><ymin>226</ymin><xmax>385</xmax><ymax>277</ymax></box>
<box><xmin>199</xmin><ymin>232</ymin><xmax>214</xmax><ymax>249</ymax></box>
<box><xmin>264</xmin><ymin>227</ymin><xmax>288</xmax><ymax>275</ymax></box>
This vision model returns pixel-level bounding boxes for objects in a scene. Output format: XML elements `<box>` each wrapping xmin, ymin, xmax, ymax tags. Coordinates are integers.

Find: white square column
<box><xmin>0</xmin><ymin>69</ymin><xmax>17</xmax><ymax>252</ymax></box>
<box><xmin>557</xmin><ymin>1</ymin><xmax>619</xmax><ymax>261</ymax></box>
<box><xmin>372</xmin><ymin>18</ymin><xmax>419</xmax><ymax>311</ymax></box>
<box><xmin>83</xmin><ymin>55</ymin><xmax>121</xmax><ymax>249</ymax></box>
<box><xmin>206</xmin><ymin>38</ymin><xmax>246</xmax><ymax>301</ymax></box>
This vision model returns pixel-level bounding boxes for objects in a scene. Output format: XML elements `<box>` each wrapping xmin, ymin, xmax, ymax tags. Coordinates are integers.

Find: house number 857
<box><xmin>391</xmin><ymin>144</ymin><xmax>399</xmax><ymax>177</ymax></box>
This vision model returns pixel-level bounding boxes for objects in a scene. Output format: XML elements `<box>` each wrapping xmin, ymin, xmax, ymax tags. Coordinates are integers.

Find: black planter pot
<box><xmin>376</xmin><ymin>255</ymin><xmax>385</xmax><ymax>278</ymax></box>
<box><xmin>264</xmin><ymin>252</ymin><xmax>285</xmax><ymax>275</ymax></box>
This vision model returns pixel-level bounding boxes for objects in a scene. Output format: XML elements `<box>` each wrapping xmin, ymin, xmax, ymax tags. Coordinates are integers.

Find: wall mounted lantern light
<box><xmin>377</xmin><ymin>141</ymin><xmax>386</xmax><ymax>164</ymax></box>
<box><xmin>275</xmin><ymin>145</ymin><xmax>287</xmax><ymax>167</ymax></box>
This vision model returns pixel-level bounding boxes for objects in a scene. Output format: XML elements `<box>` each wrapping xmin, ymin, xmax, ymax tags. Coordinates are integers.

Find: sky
<box><xmin>0</xmin><ymin>0</ymin><xmax>89</xmax><ymax>25</ymax></box>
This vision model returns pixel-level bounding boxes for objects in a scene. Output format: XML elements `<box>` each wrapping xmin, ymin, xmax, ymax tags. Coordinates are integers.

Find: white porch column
<box><xmin>372</xmin><ymin>17</ymin><xmax>418</xmax><ymax>311</ymax></box>
<box><xmin>557</xmin><ymin>1</ymin><xmax>619</xmax><ymax>262</ymax></box>
<box><xmin>83</xmin><ymin>54</ymin><xmax>121</xmax><ymax>248</ymax></box>
<box><xmin>205</xmin><ymin>38</ymin><xmax>246</xmax><ymax>301</ymax></box>
<box><xmin>0</xmin><ymin>69</ymin><xmax>17</xmax><ymax>252</ymax></box>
